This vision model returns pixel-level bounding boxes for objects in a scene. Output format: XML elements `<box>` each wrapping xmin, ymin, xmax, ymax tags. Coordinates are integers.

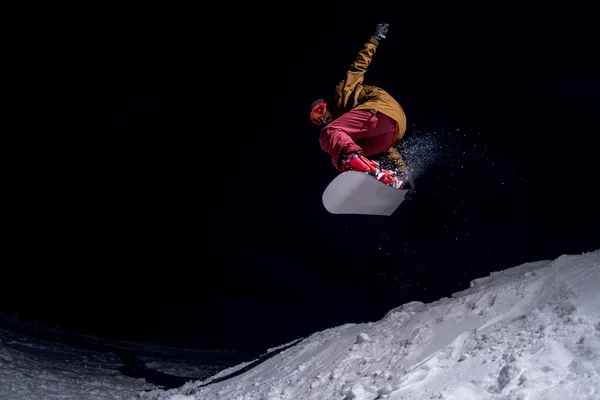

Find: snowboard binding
<box><xmin>340</xmin><ymin>152</ymin><xmax>410</xmax><ymax>190</ymax></box>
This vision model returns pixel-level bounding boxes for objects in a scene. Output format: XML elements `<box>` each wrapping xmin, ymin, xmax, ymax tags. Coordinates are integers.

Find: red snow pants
<box><xmin>319</xmin><ymin>109</ymin><xmax>398</xmax><ymax>171</ymax></box>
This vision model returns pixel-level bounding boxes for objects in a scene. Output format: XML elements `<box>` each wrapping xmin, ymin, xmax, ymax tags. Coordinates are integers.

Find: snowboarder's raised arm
<box><xmin>337</xmin><ymin>23</ymin><xmax>389</xmax><ymax>108</ymax></box>
<box><xmin>339</xmin><ymin>38</ymin><xmax>378</xmax><ymax>95</ymax></box>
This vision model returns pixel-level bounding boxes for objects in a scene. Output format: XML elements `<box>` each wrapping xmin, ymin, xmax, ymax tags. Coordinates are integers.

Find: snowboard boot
<box><xmin>340</xmin><ymin>152</ymin><xmax>408</xmax><ymax>190</ymax></box>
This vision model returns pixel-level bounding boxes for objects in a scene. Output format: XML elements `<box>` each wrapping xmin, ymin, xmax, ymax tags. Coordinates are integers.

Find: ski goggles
<box><xmin>310</xmin><ymin>102</ymin><xmax>327</xmax><ymax>126</ymax></box>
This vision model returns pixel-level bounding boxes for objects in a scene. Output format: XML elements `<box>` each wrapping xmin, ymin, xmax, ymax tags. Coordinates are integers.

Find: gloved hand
<box><xmin>373</xmin><ymin>23</ymin><xmax>389</xmax><ymax>41</ymax></box>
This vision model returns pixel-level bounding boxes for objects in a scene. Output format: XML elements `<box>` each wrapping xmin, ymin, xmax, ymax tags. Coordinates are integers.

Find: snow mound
<box><xmin>141</xmin><ymin>250</ymin><xmax>600</xmax><ymax>400</ymax></box>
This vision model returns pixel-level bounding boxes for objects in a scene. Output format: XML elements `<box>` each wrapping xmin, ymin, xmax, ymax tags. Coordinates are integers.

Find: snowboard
<box><xmin>322</xmin><ymin>171</ymin><xmax>408</xmax><ymax>216</ymax></box>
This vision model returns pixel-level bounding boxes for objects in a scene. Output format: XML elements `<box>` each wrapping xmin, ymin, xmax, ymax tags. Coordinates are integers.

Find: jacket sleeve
<box><xmin>336</xmin><ymin>37</ymin><xmax>379</xmax><ymax>109</ymax></box>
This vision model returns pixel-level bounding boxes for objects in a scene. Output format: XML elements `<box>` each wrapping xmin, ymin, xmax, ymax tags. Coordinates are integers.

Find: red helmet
<box><xmin>309</xmin><ymin>99</ymin><xmax>327</xmax><ymax>126</ymax></box>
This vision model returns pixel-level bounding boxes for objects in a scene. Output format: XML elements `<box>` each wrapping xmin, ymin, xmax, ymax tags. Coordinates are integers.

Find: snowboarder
<box><xmin>310</xmin><ymin>23</ymin><xmax>411</xmax><ymax>190</ymax></box>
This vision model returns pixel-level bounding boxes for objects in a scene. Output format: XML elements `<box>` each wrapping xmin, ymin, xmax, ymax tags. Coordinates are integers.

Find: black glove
<box><xmin>373</xmin><ymin>23</ymin><xmax>389</xmax><ymax>41</ymax></box>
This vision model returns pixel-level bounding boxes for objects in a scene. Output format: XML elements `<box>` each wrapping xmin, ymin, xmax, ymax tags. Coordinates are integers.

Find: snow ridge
<box><xmin>140</xmin><ymin>250</ymin><xmax>600</xmax><ymax>400</ymax></box>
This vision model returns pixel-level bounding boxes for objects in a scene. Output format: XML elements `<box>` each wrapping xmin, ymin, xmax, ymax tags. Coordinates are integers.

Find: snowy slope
<box><xmin>0</xmin><ymin>327</ymin><xmax>154</xmax><ymax>399</ymax></box>
<box><xmin>141</xmin><ymin>250</ymin><xmax>600</xmax><ymax>400</ymax></box>
<box><xmin>0</xmin><ymin>321</ymin><xmax>247</xmax><ymax>399</ymax></box>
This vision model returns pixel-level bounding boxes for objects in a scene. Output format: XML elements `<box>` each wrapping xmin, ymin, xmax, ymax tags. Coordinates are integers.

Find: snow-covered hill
<box><xmin>143</xmin><ymin>250</ymin><xmax>600</xmax><ymax>400</ymax></box>
<box><xmin>1</xmin><ymin>250</ymin><xmax>598</xmax><ymax>400</ymax></box>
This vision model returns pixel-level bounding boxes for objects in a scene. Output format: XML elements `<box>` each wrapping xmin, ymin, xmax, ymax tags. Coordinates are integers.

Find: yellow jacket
<box><xmin>334</xmin><ymin>37</ymin><xmax>407</xmax><ymax>146</ymax></box>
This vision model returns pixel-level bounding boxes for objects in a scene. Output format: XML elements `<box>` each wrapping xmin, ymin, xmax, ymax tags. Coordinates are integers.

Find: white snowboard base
<box><xmin>322</xmin><ymin>171</ymin><xmax>408</xmax><ymax>216</ymax></box>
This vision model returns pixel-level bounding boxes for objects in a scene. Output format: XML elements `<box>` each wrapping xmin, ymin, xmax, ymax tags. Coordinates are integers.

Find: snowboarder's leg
<box><xmin>318</xmin><ymin>109</ymin><xmax>410</xmax><ymax>190</ymax></box>
<box><xmin>318</xmin><ymin>110</ymin><xmax>380</xmax><ymax>170</ymax></box>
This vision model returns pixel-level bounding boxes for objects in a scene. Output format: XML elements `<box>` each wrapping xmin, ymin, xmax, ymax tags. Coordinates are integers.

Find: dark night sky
<box><xmin>7</xmin><ymin>2</ymin><xmax>599</xmax><ymax>352</ymax></box>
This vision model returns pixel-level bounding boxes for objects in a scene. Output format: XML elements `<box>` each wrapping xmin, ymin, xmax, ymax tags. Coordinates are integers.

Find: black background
<box><xmin>7</xmin><ymin>2</ymin><xmax>599</xmax><ymax>352</ymax></box>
